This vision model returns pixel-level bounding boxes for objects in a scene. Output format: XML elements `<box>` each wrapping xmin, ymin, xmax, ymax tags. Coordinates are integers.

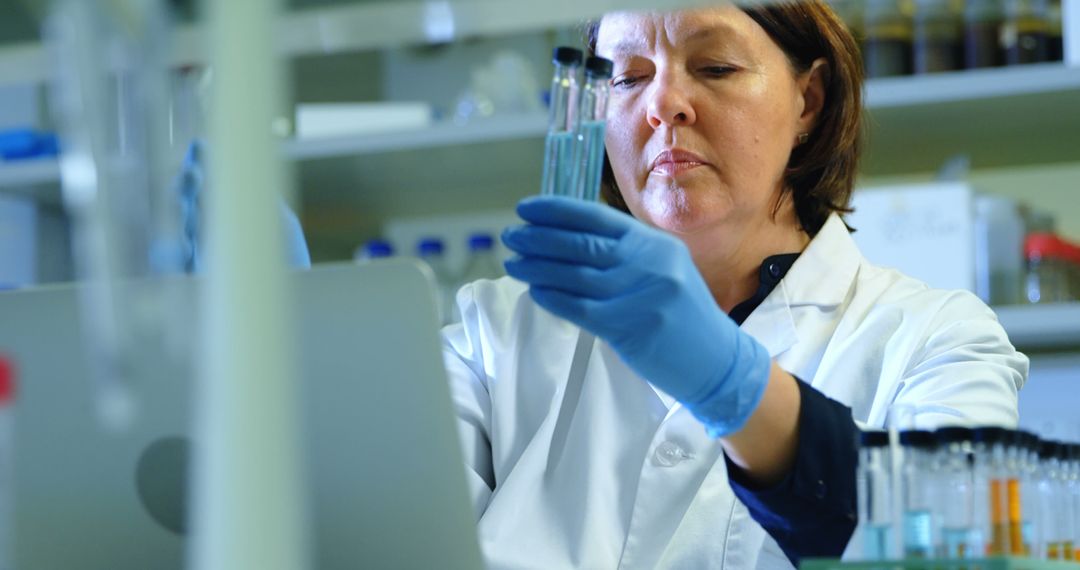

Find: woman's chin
<box><xmin>636</xmin><ymin>187</ymin><xmax>732</xmax><ymax>235</ymax></box>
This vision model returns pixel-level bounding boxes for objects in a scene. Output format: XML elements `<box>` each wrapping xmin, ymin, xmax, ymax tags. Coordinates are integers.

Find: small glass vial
<box><xmin>900</xmin><ymin>430</ymin><xmax>938</xmax><ymax>557</ymax></box>
<box><xmin>1038</xmin><ymin>440</ymin><xmax>1067</xmax><ymax>559</ymax></box>
<box><xmin>858</xmin><ymin>430</ymin><xmax>895</xmax><ymax>560</ymax></box>
<box><xmin>914</xmin><ymin>0</ymin><xmax>964</xmax><ymax>73</ymax></box>
<box><xmin>1018</xmin><ymin>431</ymin><xmax>1043</xmax><ymax>557</ymax></box>
<box><xmin>965</xmin><ymin>0</ymin><xmax>1006</xmax><ymax>68</ymax></box>
<box><xmin>935</xmin><ymin>427</ymin><xmax>976</xmax><ymax>559</ymax></box>
<box><xmin>864</xmin><ymin>0</ymin><xmax>915</xmax><ymax>77</ymax></box>
<box><xmin>1002</xmin><ymin>0</ymin><xmax>1050</xmax><ymax>64</ymax></box>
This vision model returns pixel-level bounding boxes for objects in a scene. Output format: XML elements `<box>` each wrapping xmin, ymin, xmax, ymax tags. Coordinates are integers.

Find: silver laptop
<box><xmin>0</xmin><ymin>260</ymin><xmax>484</xmax><ymax>569</ymax></box>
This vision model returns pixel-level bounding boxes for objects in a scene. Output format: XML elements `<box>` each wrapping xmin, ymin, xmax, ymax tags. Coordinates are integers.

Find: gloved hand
<box><xmin>501</xmin><ymin>196</ymin><xmax>772</xmax><ymax>437</ymax></box>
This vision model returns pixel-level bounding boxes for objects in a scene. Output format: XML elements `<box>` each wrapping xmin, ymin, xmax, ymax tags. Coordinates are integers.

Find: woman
<box><xmin>443</xmin><ymin>2</ymin><xmax>1027</xmax><ymax>568</ymax></box>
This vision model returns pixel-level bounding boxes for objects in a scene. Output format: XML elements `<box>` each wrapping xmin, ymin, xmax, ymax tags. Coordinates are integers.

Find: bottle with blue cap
<box><xmin>459</xmin><ymin>233</ymin><xmax>503</xmax><ymax>292</ymax></box>
<box><xmin>353</xmin><ymin>239</ymin><xmax>394</xmax><ymax>263</ymax></box>
<box><xmin>416</xmin><ymin>237</ymin><xmax>457</xmax><ymax>326</ymax></box>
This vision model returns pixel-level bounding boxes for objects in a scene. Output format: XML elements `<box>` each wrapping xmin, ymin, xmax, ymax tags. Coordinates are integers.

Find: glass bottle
<box><xmin>965</xmin><ymin>0</ymin><xmax>1006</xmax><ymax>68</ymax></box>
<box><xmin>914</xmin><ymin>0</ymin><xmax>964</xmax><ymax>72</ymax></box>
<box><xmin>864</xmin><ymin>0</ymin><xmax>916</xmax><ymax>77</ymax></box>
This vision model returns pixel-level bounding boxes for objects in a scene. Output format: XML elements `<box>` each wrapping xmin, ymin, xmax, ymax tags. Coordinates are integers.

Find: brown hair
<box><xmin>586</xmin><ymin>1</ymin><xmax>863</xmax><ymax>236</ymax></box>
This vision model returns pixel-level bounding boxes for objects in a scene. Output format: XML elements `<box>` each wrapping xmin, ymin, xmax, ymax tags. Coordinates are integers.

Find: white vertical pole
<box><xmin>1065</xmin><ymin>0</ymin><xmax>1080</xmax><ymax>67</ymax></box>
<box><xmin>189</xmin><ymin>0</ymin><xmax>307</xmax><ymax>568</ymax></box>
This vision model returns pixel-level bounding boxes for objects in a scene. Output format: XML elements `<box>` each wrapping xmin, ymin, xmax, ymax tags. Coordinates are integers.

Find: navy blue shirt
<box><xmin>726</xmin><ymin>254</ymin><xmax>860</xmax><ymax>567</ymax></box>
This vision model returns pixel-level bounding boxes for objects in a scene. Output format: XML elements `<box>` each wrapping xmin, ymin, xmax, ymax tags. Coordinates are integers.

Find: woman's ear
<box><xmin>796</xmin><ymin>57</ymin><xmax>829</xmax><ymax>137</ymax></box>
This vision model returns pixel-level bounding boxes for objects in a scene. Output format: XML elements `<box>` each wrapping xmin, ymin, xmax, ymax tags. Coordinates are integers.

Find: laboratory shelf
<box><xmin>283</xmin><ymin>113</ymin><xmax>547</xmax><ymax>161</ymax></box>
<box><xmin>0</xmin><ymin>0</ymin><xmax>719</xmax><ymax>88</ymax></box>
<box><xmin>801</xmin><ymin>557</ymin><xmax>1080</xmax><ymax>570</ymax></box>
<box><xmin>862</xmin><ymin>63</ymin><xmax>1080</xmax><ymax>175</ymax></box>
<box><xmin>994</xmin><ymin>302</ymin><xmax>1080</xmax><ymax>352</ymax></box>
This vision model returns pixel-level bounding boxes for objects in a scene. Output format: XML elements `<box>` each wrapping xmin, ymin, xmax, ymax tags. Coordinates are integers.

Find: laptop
<box><xmin>0</xmin><ymin>260</ymin><xmax>485</xmax><ymax>569</ymax></box>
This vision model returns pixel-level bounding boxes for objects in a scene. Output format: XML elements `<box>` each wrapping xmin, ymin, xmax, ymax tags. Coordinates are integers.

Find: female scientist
<box><xmin>442</xmin><ymin>2</ymin><xmax>1027</xmax><ymax>568</ymax></box>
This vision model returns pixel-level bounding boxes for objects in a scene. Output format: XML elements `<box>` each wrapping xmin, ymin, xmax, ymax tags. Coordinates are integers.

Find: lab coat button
<box><xmin>814</xmin><ymin>479</ymin><xmax>827</xmax><ymax>499</ymax></box>
<box><xmin>767</xmin><ymin>262</ymin><xmax>782</xmax><ymax>279</ymax></box>
<box><xmin>653</xmin><ymin>441</ymin><xmax>688</xmax><ymax>467</ymax></box>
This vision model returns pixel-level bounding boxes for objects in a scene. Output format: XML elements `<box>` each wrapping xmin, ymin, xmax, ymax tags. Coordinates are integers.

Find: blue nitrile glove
<box><xmin>178</xmin><ymin>139</ymin><xmax>311</xmax><ymax>272</ymax></box>
<box><xmin>501</xmin><ymin>196</ymin><xmax>772</xmax><ymax>437</ymax></box>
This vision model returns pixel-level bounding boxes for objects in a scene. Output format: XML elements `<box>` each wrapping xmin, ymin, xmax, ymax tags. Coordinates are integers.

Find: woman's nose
<box><xmin>646</xmin><ymin>73</ymin><xmax>696</xmax><ymax>129</ymax></box>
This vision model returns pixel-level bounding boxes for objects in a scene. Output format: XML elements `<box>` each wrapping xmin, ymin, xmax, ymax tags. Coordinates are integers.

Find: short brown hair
<box><xmin>587</xmin><ymin>1</ymin><xmax>862</xmax><ymax>235</ymax></box>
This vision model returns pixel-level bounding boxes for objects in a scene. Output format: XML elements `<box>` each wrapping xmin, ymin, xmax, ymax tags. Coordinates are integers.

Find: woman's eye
<box><xmin>701</xmin><ymin>66</ymin><xmax>736</xmax><ymax>77</ymax></box>
<box><xmin>611</xmin><ymin>75</ymin><xmax>644</xmax><ymax>89</ymax></box>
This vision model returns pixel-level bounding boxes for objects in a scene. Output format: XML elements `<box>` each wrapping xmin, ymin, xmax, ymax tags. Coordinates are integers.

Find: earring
<box><xmin>797</xmin><ymin>132</ymin><xmax>809</xmax><ymax>145</ymax></box>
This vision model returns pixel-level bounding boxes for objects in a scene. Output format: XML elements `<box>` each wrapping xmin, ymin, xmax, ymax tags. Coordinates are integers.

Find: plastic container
<box><xmin>965</xmin><ymin>0</ymin><xmax>1006</xmax><ymax>68</ymax></box>
<box><xmin>1024</xmin><ymin>233</ymin><xmax>1080</xmax><ymax>304</ymax></box>
<box><xmin>1002</xmin><ymin>0</ymin><xmax>1050</xmax><ymax>64</ymax></box>
<box><xmin>914</xmin><ymin>0</ymin><xmax>964</xmax><ymax>73</ymax></box>
<box><xmin>975</xmin><ymin>195</ymin><xmax>1026</xmax><ymax>306</ymax></box>
<box><xmin>864</xmin><ymin>0</ymin><xmax>915</xmax><ymax>77</ymax></box>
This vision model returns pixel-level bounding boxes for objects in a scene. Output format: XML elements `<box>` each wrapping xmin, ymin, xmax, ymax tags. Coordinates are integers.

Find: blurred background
<box><xmin>0</xmin><ymin>0</ymin><xmax>1077</xmax><ymax>430</ymax></box>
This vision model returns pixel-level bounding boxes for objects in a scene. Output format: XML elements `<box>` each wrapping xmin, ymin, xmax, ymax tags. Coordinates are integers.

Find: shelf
<box><xmin>283</xmin><ymin>113</ymin><xmax>547</xmax><ymax>161</ymax></box>
<box><xmin>862</xmin><ymin>63</ymin><xmax>1080</xmax><ymax>175</ymax></box>
<box><xmin>0</xmin><ymin>0</ymin><xmax>718</xmax><ymax>88</ymax></box>
<box><xmin>994</xmin><ymin>303</ymin><xmax>1080</xmax><ymax>352</ymax></box>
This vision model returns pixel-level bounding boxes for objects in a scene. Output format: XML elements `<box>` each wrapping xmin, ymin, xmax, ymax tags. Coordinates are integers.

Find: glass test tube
<box><xmin>935</xmin><ymin>427</ymin><xmax>976</xmax><ymax>559</ymax></box>
<box><xmin>1038</xmin><ymin>440</ymin><xmax>1065</xmax><ymax>559</ymax></box>
<box><xmin>1003</xmin><ymin>430</ymin><xmax>1027</xmax><ymax>556</ymax></box>
<box><xmin>540</xmin><ymin>47</ymin><xmax>582</xmax><ymax>197</ymax></box>
<box><xmin>570</xmin><ymin>56</ymin><xmax>613</xmax><ymax>202</ymax></box>
<box><xmin>900</xmin><ymin>430</ymin><xmax>938</xmax><ymax>558</ymax></box>
<box><xmin>974</xmin><ymin>427</ymin><xmax>1012</xmax><ymax>556</ymax></box>
<box><xmin>1019</xmin><ymin>431</ymin><xmax>1042</xmax><ymax>557</ymax></box>
<box><xmin>1058</xmin><ymin>443</ymin><xmax>1076</xmax><ymax>560</ymax></box>
<box><xmin>1067</xmin><ymin>442</ymin><xmax>1075</xmax><ymax>557</ymax></box>
<box><xmin>858</xmin><ymin>430</ymin><xmax>894</xmax><ymax>560</ymax></box>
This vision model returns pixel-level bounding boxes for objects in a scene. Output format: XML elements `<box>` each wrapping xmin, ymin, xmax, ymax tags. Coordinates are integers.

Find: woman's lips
<box><xmin>649</xmin><ymin>149</ymin><xmax>709</xmax><ymax>177</ymax></box>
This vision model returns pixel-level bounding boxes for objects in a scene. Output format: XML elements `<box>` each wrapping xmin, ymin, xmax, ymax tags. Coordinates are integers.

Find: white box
<box><xmin>847</xmin><ymin>182</ymin><xmax>976</xmax><ymax>293</ymax></box>
<box><xmin>294</xmin><ymin>102</ymin><xmax>433</xmax><ymax>140</ymax></box>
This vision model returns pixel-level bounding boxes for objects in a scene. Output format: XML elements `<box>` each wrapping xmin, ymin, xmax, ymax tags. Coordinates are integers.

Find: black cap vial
<box><xmin>553</xmin><ymin>47</ymin><xmax>583</xmax><ymax>66</ymax></box>
<box><xmin>585</xmin><ymin>56</ymin><xmax>614</xmax><ymax>78</ymax></box>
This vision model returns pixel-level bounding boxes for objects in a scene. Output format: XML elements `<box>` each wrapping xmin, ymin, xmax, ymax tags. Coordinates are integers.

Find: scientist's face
<box><xmin>596</xmin><ymin>7</ymin><xmax>814</xmax><ymax>238</ymax></box>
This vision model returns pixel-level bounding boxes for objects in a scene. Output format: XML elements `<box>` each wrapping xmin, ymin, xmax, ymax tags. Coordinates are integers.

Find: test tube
<box><xmin>1019</xmin><ymin>431</ymin><xmax>1042</xmax><ymax>557</ymax></box>
<box><xmin>1069</xmin><ymin>444</ymin><xmax>1080</xmax><ymax>561</ymax></box>
<box><xmin>858</xmin><ymin>430</ymin><xmax>894</xmax><ymax>560</ymax></box>
<box><xmin>1059</xmin><ymin>443</ymin><xmax>1076</xmax><ymax>560</ymax></box>
<box><xmin>1003</xmin><ymin>430</ymin><xmax>1028</xmax><ymax>556</ymax></box>
<box><xmin>935</xmin><ymin>427</ymin><xmax>976</xmax><ymax>559</ymax></box>
<box><xmin>570</xmin><ymin>56</ymin><xmax>613</xmax><ymax>202</ymax></box>
<box><xmin>1037</xmin><ymin>440</ymin><xmax>1066</xmax><ymax>559</ymax></box>
<box><xmin>900</xmin><ymin>430</ymin><xmax>937</xmax><ymax>558</ymax></box>
<box><xmin>540</xmin><ymin>47</ymin><xmax>582</xmax><ymax>197</ymax></box>
<box><xmin>974</xmin><ymin>427</ymin><xmax>1012</xmax><ymax>557</ymax></box>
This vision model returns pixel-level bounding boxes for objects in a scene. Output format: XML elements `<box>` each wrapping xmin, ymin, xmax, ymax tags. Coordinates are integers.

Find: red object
<box><xmin>1025</xmin><ymin>233</ymin><xmax>1080</xmax><ymax>265</ymax></box>
<box><xmin>0</xmin><ymin>355</ymin><xmax>14</xmax><ymax>405</ymax></box>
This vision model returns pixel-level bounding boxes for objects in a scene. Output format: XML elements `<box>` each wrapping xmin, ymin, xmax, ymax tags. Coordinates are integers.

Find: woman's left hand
<box><xmin>501</xmin><ymin>196</ymin><xmax>771</xmax><ymax>436</ymax></box>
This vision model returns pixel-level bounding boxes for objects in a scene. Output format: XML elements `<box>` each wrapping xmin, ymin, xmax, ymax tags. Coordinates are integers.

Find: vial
<box><xmin>858</xmin><ymin>430</ymin><xmax>895</xmax><ymax>560</ymax></box>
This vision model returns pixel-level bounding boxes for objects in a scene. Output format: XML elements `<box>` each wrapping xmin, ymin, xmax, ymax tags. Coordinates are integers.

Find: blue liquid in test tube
<box><xmin>540</xmin><ymin>47</ymin><xmax>582</xmax><ymax>196</ymax></box>
<box><xmin>569</xmin><ymin>56</ymin><xmax>612</xmax><ymax>201</ymax></box>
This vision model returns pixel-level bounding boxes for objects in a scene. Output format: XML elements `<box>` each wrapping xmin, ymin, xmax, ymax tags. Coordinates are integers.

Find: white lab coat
<box><xmin>442</xmin><ymin>213</ymin><xmax>1027</xmax><ymax>570</ymax></box>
